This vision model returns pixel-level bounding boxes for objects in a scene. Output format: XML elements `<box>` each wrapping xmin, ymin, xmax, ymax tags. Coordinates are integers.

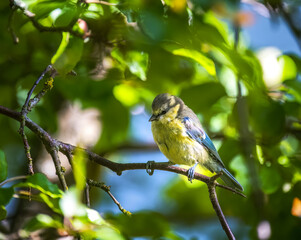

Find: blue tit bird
<box><xmin>149</xmin><ymin>93</ymin><xmax>243</xmax><ymax>191</ymax></box>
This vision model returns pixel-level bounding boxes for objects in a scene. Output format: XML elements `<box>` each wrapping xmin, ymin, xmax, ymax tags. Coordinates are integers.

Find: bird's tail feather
<box><xmin>220</xmin><ymin>168</ymin><xmax>244</xmax><ymax>191</ymax></box>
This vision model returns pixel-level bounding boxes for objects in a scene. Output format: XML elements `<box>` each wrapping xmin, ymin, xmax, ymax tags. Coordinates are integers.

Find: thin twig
<box><xmin>18</xmin><ymin>65</ymin><xmax>53</xmax><ymax>176</ymax></box>
<box><xmin>84</xmin><ymin>0</ymin><xmax>118</xmax><ymax>5</ymax></box>
<box><xmin>85</xmin><ymin>183</ymin><xmax>91</xmax><ymax>207</ymax></box>
<box><xmin>8</xmin><ymin>5</ymin><xmax>19</xmax><ymax>44</ymax></box>
<box><xmin>0</xmin><ymin>175</ymin><xmax>28</xmax><ymax>187</ymax></box>
<box><xmin>47</xmin><ymin>146</ymin><xmax>68</xmax><ymax>191</ymax></box>
<box><xmin>87</xmin><ymin>179</ymin><xmax>131</xmax><ymax>215</ymax></box>
<box><xmin>28</xmin><ymin>77</ymin><xmax>54</xmax><ymax>111</ymax></box>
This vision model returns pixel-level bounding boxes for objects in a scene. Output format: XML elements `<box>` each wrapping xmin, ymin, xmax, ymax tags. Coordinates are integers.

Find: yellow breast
<box><xmin>151</xmin><ymin>118</ymin><xmax>209</xmax><ymax>166</ymax></box>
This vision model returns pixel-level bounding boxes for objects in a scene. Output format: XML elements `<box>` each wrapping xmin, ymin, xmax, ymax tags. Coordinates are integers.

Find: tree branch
<box><xmin>278</xmin><ymin>4</ymin><xmax>301</xmax><ymax>52</ymax></box>
<box><xmin>0</xmin><ymin>104</ymin><xmax>246</xmax><ymax>198</ymax></box>
<box><xmin>208</xmin><ymin>173</ymin><xmax>235</xmax><ymax>240</ymax></box>
<box><xmin>9</xmin><ymin>0</ymin><xmax>83</xmax><ymax>38</ymax></box>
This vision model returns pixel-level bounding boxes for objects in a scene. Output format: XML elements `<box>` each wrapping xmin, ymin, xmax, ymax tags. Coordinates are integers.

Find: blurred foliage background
<box><xmin>0</xmin><ymin>0</ymin><xmax>301</xmax><ymax>239</ymax></box>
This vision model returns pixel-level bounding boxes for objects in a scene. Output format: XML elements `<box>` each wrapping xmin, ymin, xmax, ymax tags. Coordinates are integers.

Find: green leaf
<box><xmin>52</xmin><ymin>5</ymin><xmax>78</xmax><ymax>27</ymax></box>
<box><xmin>83</xmin><ymin>3</ymin><xmax>104</xmax><ymax>19</ymax></box>
<box><xmin>0</xmin><ymin>187</ymin><xmax>14</xmax><ymax>205</ymax></box>
<box><xmin>110</xmin><ymin>211</ymin><xmax>171</xmax><ymax>238</ymax></box>
<box><xmin>0</xmin><ymin>187</ymin><xmax>14</xmax><ymax>221</ymax></box>
<box><xmin>285</xmin><ymin>54</ymin><xmax>301</xmax><ymax>74</ymax></box>
<box><xmin>39</xmin><ymin>193</ymin><xmax>62</xmax><ymax>214</ymax></box>
<box><xmin>180</xmin><ymin>82</ymin><xmax>226</xmax><ymax>113</ymax></box>
<box><xmin>96</xmin><ymin>96</ymin><xmax>130</xmax><ymax>151</ymax></box>
<box><xmin>249</xmin><ymin>96</ymin><xmax>286</xmax><ymax>143</ymax></box>
<box><xmin>111</xmin><ymin>49</ymin><xmax>149</xmax><ymax>81</ymax></box>
<box><xmin>0</xmin><ymin>150</ymin><xmax>7</xmax><ymax>182</ymax></box>
<box><xmin>162</xmin><ymin>43</ymin><xmax>216</xmax><ymax>76</ymax></box>
<box><xmin>14</xmin><ymin>173</ymin><xmax>63</xmax><ymax>198</ymax></box>
<box><xmin>279</xmin><ymin>55</ymin><xmax>297</xmax><ymax>81</ymax></box>
<box><xmin>72</xmin><ymin>149</ymin><xmax>87</xmax><ymax>191</ymax></box>
<box><xmin>280</xmin><ymin>135</ymin><xmax>299</xmax><ymax>157</ymax></box>
<box><xmin>259</xmin><ymin>166</ymin><xmax>282</xmax><ymax>194</ymax></box>
<box><xmin>27</xmin><ymin>0</ymin><xmax>66</xmax><ymax>20</ymax></box>
<box><xmin>283</xmin><ymin>79</ymin><xmax>301</xmax><ymax>103</ymax></box>
<box><xmin>0</xmin><ymin>205</ymin><xmax>7</xmax><ymax>221</ymax></box>
<box><xmin>113</xmin><ymin>84</ymin><xmax>140</xmax><ymax>107</ymax></box>
<box><xmin>219</xmin><ymin>138</ymin><xmax>240</xmax><ymax>164</ymax></box>
<box><xmin>229</xmin><ymin>155</ymin><xmax>249</xmax><ymax>192</ymax></box>
<box><xmin>51</xmin><ymin>32</ymin><xmax>84</xmax><ymax>75</ymax></box>
<box><xmin>23</xmin><ymin>214</ymin><xmax>63</xmax><ymax>233</ymax></box>
<box><xmin>94</xmin><ymin>225</ymin><xmax>125</xmax><ymax>240</ymax></box>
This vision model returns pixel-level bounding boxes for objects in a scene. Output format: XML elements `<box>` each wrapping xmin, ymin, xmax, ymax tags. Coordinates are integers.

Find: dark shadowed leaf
<box><xmin>180</xmin><ymin>82</ymin><xmax>226</xmax><ymax>113</ymax></box>
<box><xmin>0</xmin><ymin>150</ymin><xmax>7</xmax><ymax>182</ymax></box>
<box><xmin>259</xmin><ymin>166</ymin><xmax>282</xmax><ymax>194</ymax></box>
<box><xmin>0</xmin><ymin>187</ymin><xmax>14</xmax><ymax>205</ymax></box>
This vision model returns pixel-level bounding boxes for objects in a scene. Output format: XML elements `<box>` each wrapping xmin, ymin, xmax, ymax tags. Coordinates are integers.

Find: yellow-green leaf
<box><xmin>51</xmin><ymin>32</ymin><xmax>84</xmax><ymax>75</ymax></box>
<box><xmin>162</xmin><ymin>43</ymin><xmax>216</xmax><ymax>76</ymax></box>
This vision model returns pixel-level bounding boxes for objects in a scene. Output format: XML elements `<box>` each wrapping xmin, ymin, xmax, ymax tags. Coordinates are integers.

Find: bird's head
<box><xmin>149</xmin><ymin>93</ymin><xmax>183</xmax><ymax>122</ymax></box>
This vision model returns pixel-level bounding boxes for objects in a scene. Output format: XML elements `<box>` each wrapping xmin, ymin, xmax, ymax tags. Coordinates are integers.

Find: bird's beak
<box><xmin>149</xmin><ymin>114</ymin><xmax>157</xmax><ymax>122</ymax></box>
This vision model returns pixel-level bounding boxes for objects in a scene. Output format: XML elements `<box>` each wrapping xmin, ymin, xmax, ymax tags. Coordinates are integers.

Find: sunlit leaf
<box><xmin>60</xmin><ymin>187</ymin><xmax>86</xmax><ymax>218</ymax></box>
<box><xmin>286</xmin><ymin>54</ymin><xmax>301</xmax><ymax>73</ymax></box>
<box><xmin>162</xmin><ymin>43</ymin><xmax>216</xmax><ymax>76</ymax></box>
<box><xmin>51</xmin><ymin>32</ymin><xmax>84</xmax><ymax>75</ymax></box>
<box><xmin>279</xmin><ymin>55</ymin><xmax>297</xmax><ymax>81</ymax></box>
<box><xmin>14</xmin><ymin>173</ymin><xmax>63</xmax><ymax>198</ymax></box>
<box><xmin>52</xmin><ymin>4</ymin><xmax>78</xmax><ymax>27</ymax></box>
<box><xmin>111</xmin><ymin>49</ymin><xmax>149</xmax><ymax>81</ymax></box>
<box><xmin>83</xmin><ymin>3</ymin><xmax>104</xmax><ymax>19</ymax></box>
<box><xmin>72</xmin><ymin>149</ymin><xmax>87</xmax><ymax>191</ymax></box>
<box><xmin>280</xmin><ymin>135</ymin><xmax>299</xmax><ymax>157</ymax></box>
<box><xmin>23</xmin><ymin>214</ymin><xmax>63</xmax><ymax>233</ymax></box>
<box><xmin>113</xmin><ymin>84</ymin><xmax>140</xmax><ymax>107</ymax></box>
<box><xmin>39</xmin><ymin>192</ymin><xmax>62</xmax><ymax>214</ymax></box>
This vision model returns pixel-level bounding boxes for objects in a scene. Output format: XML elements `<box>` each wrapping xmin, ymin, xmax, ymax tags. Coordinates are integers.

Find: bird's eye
<box><xmin>161</xmin><ymin>110</ymin><xmax>167</xmax><ymax>115</ymax></box>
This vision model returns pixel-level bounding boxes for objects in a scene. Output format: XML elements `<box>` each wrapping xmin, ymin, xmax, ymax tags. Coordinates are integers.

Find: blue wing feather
<box><xmin>182</xmin><ymin>117</ymin><xmax>225</xmax><ymax>168</ymax></box>
<box><xmin>182</xmin><ymin>117</ymin><xmax>243</xmax><ymax>191</ymax></box>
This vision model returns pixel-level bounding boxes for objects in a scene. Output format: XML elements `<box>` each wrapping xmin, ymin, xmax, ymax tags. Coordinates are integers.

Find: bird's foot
<box><xmin>146</xmin><ymin>161</ymin><xmax>155</xmax><ymax>176</ymax></box>
<box><xmin>167</xmin><ymin>161</ymin><xmax>175</xmax><ymax>166</ymax></box>
<box><xmin>187</xmin><ymin>163</ymin><xmax>198</xmax><ymax>183</ymax></box>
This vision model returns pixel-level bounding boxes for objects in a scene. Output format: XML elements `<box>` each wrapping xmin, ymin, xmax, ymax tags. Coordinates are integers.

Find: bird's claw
<box><xmin>187</xmin><ymin>167</ymin><xmax>195</xmax><ymax>183</ymax></box>
<box><xmin>187</xmin><ymin>163</ymin><xmax>198</xmax><ymax>183</ymax></box>
<box><xmin>146</xmin><ymin>161</ymin><xmax>155</xmax><ymax>176</ymax></box>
